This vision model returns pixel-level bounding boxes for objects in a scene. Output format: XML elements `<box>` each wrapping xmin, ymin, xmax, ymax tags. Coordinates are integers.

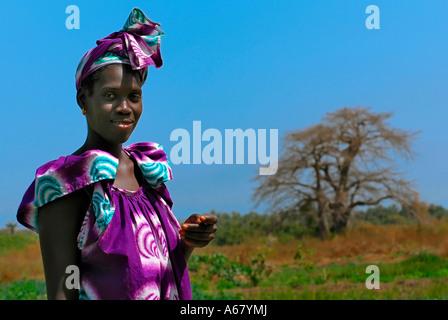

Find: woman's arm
<box><xmin>181</xmin><ymin>241</ymin><xmax>195</xmax><ymax>262</ymax></box>
<box><xmin>37</xmin><ymin>189</ymin><xmax>90</xmax><ymax>300</ymax></box>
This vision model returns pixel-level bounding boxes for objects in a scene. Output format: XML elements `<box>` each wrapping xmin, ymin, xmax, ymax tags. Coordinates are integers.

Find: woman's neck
<box><xmin>73</xmin><ymin>132</ymin><xmax>125</xmax><ymax>160</ymax></box>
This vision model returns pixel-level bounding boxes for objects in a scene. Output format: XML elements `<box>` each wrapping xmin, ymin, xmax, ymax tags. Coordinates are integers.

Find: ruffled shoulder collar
<box><xmin>17</xmin><ymin>142</ymin><xmax>172</xmax><ymax>232</ymax></box>
<box><xmin>123</xmin><ymin>142</ymin><xmax>173</xmax><ymax>187</ymax></box>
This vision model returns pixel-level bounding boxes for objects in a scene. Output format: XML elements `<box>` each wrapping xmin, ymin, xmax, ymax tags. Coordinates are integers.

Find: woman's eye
<box><xmin>130</xmin><ymin>94</ymin><xmax>142</xmax><ymax>101</ymax></box>
<box><xmin>104</xmin><ymin>92</ymin><xmax>116</xmax><ymax>99</ymax></box>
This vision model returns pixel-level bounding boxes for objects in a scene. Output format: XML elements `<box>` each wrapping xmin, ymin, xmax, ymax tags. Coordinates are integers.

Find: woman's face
<box><xmin>82</xmin><ymin>64</ymin><xmax>143</xmax><ymax>145</ymax></box>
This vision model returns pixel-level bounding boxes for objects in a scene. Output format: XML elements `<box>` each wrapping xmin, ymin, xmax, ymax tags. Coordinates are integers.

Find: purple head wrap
<box><xmin>75</xmin><ymin>7</ymin><xmax>164</xmax><ymax>90</ymax></box>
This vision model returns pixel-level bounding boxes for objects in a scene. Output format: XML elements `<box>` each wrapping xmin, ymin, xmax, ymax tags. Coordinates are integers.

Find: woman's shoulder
<box><xmin>35</xmin><ymin>149</ymin><xmax>119</xmax><ymax>194</ymax></box>
<box><xmin>27</xmin><ymin>141</ymin><xmax>169</xmax><ymax>204</ymax></box>
<box><xmin>124</xmin><ymin>142</ymin><xmax>173</xmax><ymax>188</ymax></box>
<box><xmin>17</xmin><ymin>149</ymin><xmax>120</xmax><ymax>232</ymax></box>
<box><xmin>17</xmin><ymin>142</ymin><xmax>172</xmax><ymax>232</ymax></box>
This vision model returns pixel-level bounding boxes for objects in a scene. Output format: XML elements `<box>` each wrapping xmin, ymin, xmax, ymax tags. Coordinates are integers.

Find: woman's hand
<box><xmin>179</xmin><ymin>213</ymin><xmax>218</xmax><ymax>248</ymax></box>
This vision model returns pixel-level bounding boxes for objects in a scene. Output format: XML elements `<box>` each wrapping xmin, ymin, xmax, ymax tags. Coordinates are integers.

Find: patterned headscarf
<box><xmin>75</xmin><ymin>8</ymin><xmax>164</xmax><ymax>91</ymax></box>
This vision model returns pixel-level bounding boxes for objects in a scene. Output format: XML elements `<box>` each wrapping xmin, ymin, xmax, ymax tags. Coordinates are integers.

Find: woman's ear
<box><xmin>76</xmin><ymin>88</ymin><xmax>87</xmax><ymax>109</ymax></box>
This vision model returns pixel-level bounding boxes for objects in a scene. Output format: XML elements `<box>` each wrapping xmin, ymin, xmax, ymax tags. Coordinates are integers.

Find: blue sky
<box><xmin>1</xmin><ymin>0</ymin><xmax>447</xmax><ymax>228</ymax></box>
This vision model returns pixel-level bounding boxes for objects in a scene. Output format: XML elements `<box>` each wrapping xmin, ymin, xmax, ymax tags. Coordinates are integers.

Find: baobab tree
<box><xmin>253</xmin><ymin>107</ymin><xmax>418</xmax><ymax>238</ymax></box>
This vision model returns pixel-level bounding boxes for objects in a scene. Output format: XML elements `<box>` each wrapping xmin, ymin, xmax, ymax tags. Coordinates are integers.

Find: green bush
<box><xmin>189</xmin><ymin>250</ymin><xmax>272</xmax><ymax>289</ymax></box>
<box><xmin>200</xmin><ymin>203</ymin><xmax>448</xmax><ymax>247</ymax></box>
<box><xmin>0</xmin><ymin>279</ymin><xmax>46</xmax><ymax>300</ymax></box>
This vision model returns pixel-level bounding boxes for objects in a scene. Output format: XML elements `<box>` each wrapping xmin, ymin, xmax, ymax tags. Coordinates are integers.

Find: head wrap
<box><xmin>75</xmin><ymin>8</ymin><xmax>164</xmax><ymax>91</ymax></box>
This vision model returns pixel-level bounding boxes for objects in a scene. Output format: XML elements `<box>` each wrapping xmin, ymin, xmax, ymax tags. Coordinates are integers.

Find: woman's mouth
<box><xmin>111</xmin><ymin>119</ymin><xmax>134</xmax><ymax>129</ymax></box>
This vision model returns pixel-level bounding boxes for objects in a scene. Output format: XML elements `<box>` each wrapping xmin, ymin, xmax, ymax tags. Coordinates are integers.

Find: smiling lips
<box><xmin>111</xmin><ymin>119</ymin><xmax>134</xmax><ymax>129</ymax></box>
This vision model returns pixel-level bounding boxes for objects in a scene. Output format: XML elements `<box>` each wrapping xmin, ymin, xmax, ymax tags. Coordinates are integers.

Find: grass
<box><xmin>0</xmin><ymin>229</ymin><xmax>38</xmax><ymax>254</ymax></box>
<box><xmin>188</xmin><ymin>251</ymin><xmax>448</xmax><ymax>300</ymax></box>
<box><xmin>2</xmin><ymin>220</ymin><xmax>448</xmax><ymax>300</ymax></box>
<box><xmin>189</xmin><ymin>220</ymin><xmax>448</xmax><ymax>300</ymax></box>
<box><xmin>0</xmin><ymin>279</ymin><xmax>46</xmax><ymax>300</ymax></box>
<box><xmin>238</xmin><ymin>278</ymin><xmax>448</xmax><ymax>299</ymax></box>
<box><xmin>0</xmin><ymin>241</ymin><xmax>44</xmax><ymax>283</ymax></box>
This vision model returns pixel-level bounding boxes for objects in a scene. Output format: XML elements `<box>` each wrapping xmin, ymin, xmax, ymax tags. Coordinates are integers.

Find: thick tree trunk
<box><xmin>317</xmin><ymin>201</ymin><xmax>331</xmax><ymax>239</ymax></box>
<box><xmin>331</xmin><ymin>207</ymin><xmax>351</xmax><ymax>234</ymax></box>
<box><xmin>330</xmin><ymin>188</ymin><xmax>351</xmax><ymax>234</ymax></box>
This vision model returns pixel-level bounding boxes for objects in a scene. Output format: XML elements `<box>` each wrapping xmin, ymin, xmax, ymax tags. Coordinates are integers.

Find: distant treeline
<box><xmin>204</xmin><ymin>203</ymin><xmax>448</xmax><ymax>246</ymax></box>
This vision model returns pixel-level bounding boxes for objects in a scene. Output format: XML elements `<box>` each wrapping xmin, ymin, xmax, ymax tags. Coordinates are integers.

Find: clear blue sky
<box><xmin>1</xmin><ymin>0</ymin><xmax>447</xmax><ymax>228</ymax></box>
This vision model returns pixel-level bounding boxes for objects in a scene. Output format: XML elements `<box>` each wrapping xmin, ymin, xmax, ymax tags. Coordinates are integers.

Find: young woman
<box><xmin>17</xmin><ymin>7</ymin><xmax>217</xmax><ymax>300</ymax></box>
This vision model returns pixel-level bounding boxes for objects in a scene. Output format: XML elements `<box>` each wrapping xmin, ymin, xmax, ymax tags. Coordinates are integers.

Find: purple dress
<box><xmin>17</xmin><ymin>142</ymin><xmax>192</xmax><ymax>300</ymax></box>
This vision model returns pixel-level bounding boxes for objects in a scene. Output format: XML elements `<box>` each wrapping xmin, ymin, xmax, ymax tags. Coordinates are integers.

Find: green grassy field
<box><xmin>188</xmin><ymin>250</ymin><xmax>448</xmax><ymax>300</ymax></box>
<box><xmin>1</xmin><ymin>221</ymin><xmax>448</xmax><ymax>300</ymax></box>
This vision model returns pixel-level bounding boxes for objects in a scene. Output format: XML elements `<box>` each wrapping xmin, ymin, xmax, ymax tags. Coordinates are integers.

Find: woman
<box><xmin>17</xmin><ymin>7</ymin><xmax>217</xmax><ymax>300</ymax></box>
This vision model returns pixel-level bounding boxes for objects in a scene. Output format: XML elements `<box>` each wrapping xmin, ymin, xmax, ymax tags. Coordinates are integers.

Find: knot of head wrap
<box><xmin>75</xmin><ymin>8</ymin><xmax>164</xmax><ymax>90</ymax></box>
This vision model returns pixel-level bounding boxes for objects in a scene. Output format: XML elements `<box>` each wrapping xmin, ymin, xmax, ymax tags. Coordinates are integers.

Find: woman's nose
<box><xmin>116</xmin><ymin>99</ymin><xmax>132</xmax><ymax>114</ymax></box>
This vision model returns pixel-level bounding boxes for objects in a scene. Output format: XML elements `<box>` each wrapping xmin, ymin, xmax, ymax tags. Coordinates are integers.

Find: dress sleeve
<box><xmin>124</xmin><ymin>142</ymin><xmax>174</xmax><ymax>208</ymax></box>
<box><xmin>17</xmin><ymin>150</ymin><xmax>119</xmax><ymax>233</ymax></box>
<box><xmin>123</xmin><ymin>142</ymin><xmax>173</xmax><ymax>187</ymax></box>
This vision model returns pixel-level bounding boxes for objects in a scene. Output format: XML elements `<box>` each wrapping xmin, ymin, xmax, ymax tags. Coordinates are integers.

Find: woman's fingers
<box><xmin>179</xmin><ymin>228</ymin><xmax>216</xmax><ymax>241</ymax></box>
<box><xmin>181</xmin><ymin>223</ymin><xmax>217</xmax><ymax>232</ymax></box>
<box><xmin>199</xmin><ymin>214</ymin><xmax>218</xmax><ymax>225</ymax></box>
<box><xmin>183</xmin><ymin>213</ymin><xmax>202</xmax><ymax>224</ymax></box>
<box><xmin>181</xmin><ymin>233</ymin><xmax>214</xmax><ymax>248</ymax></box>
<box><xmin>180</xmin><ymin>214</ymin><xmax>218</xmax><ymax>232</ymax></box>
<box><xmin>183</xmin><ymin>213</ymin><xmax>218</xmax><ymax>226</ymax></box>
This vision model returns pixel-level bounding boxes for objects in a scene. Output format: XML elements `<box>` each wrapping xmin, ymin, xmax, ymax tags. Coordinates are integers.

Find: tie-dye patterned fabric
<box><xmin>17</xmin><ymin>142</ymin><xmax>192</xmax><ymax>300</ymax></box>
<box><xmin>75</xmin><ymin>7</ymin><xmax>164</xmax><ymax>90</ymax></box>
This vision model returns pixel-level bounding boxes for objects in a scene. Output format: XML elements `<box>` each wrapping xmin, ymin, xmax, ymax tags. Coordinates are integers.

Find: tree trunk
<box><xmin>331</xmin><ymin>207</ymin><xmax>351</xmax><ymax>234</ymax></box>
<box><xmin>317</xmin><ymin>201</ymin><xmax>331</xmax><ymax>239</ymax></box>
<box><xmin>330</xmin><ymin>188</ymin><xmax>351</xmax><ymax>234</ymax></box>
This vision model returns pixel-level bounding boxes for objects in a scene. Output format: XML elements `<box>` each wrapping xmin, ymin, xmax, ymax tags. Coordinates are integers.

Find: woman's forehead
<box><xmin>96</xmin><ymin>64</ymin><xmax>142</xmax><ymax>89</ymax></box>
